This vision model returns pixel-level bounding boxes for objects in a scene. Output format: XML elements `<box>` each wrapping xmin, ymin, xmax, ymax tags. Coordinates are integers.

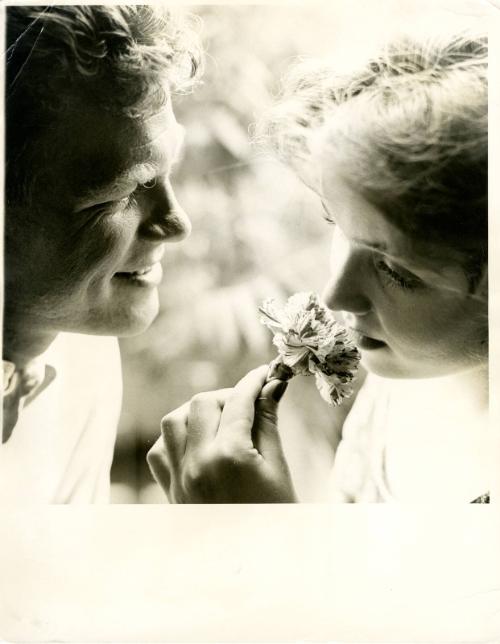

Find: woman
<box><xmin>148</xmin><ymin>28</ymin><xmax>489</xmax><ymax>503</ymax></box>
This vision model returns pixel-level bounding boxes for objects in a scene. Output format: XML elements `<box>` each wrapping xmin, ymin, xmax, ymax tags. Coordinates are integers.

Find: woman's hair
<box><xmin>6</xmin><ymin>5</ymin><xmax>203</xmax><ymax>206</ymax></box>
<box><xmin>260</xmin><ymin>30</ymin><xmax>487</xmax><ymax>289</ymax></box>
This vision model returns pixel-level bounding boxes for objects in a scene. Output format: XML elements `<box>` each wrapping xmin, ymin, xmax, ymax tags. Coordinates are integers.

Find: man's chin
<box><xmin>115</xmin><ymin>314</ymin><xmax>158</xmax><ymax>337</ymax></box>
<box><xmin>72</xmin><ymin>297</ymin><xmax>160</xmax><ymax>338</ymax></box>
<box><xmin>113</xmin><ymin>303</ymin><xmax>160</xmax><ymax>338</ymax></box>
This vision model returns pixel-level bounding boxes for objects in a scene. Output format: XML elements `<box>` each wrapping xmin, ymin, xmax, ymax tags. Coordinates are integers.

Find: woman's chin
<box><xmin>361</xmin><ymin>352</ymin><xmax>477</xmax><ymax>381</ymax></box>
<box><xmin>360</xmin><ymin>351</ymin><xmax>413</xmax><ymax>380</ymax></box>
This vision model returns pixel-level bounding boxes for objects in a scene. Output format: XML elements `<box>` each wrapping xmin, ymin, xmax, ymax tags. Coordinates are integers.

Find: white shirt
<box><xmin>329</xmin><ymin>373</ymin><xmax>490</xmax><ymax>503</ymax></box>
<box><xmin>0</xmin><ymin>333</ymin><xmax>122</xmax><ymax>504</ymax></box>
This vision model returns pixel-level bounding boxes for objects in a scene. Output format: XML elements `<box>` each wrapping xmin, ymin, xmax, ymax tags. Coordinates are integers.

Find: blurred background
<box><xmin>110</xmin><ymin>0</ymin><xmax>491</xmax><ymax>503</ymax></box>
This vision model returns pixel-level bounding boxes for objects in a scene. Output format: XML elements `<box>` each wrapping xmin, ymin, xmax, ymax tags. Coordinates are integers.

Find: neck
<box><xmin>2</xmin><ymin>311</ymin><xmax>57</xmax><ymax>368</ymax></box>
<box><xmin>392</xmin><ymin>363</ymin><xmax>489</xmax><ymax>414</ymax></box>
<box><xmin>433</xmin><ymin>363</ymin><xmax>488</xmax><ymax>413</ymax></box>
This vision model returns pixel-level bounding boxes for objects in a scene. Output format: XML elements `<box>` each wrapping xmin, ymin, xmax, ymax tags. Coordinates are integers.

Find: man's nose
<box><xmin>322</xmin><ymin>240</ymin><xmax>371</xmax><ymax>316</ymax></box>
<box><xmin>140</xmin><ymin>179</ymin><xmax>191</xmax><ymax>242</ymax></box>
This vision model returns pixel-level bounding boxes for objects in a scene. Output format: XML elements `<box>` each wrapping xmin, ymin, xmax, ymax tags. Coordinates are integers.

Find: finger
<box><xmin>185</xmin><ymin>388</ymin><xmax>232</xmax><ymax>453</ymax></box>
<box><xmin>159</xmin><ymin>402</ymin><xmax>190</xmax><ymax>474</ymax></box>
<box><xmin>217</xmin><ymin>365</ymin><xmax>269</xmax><ymax>443</ymax></box>
<box><xmin>147</xmin><ymin>437</ymin><xmax>172</xmax><ymax>499</ymax></box>
<box><xmin>253</xmin><ymin>379</ymin><xmax>289</xmax><ymax>460</ymax></box>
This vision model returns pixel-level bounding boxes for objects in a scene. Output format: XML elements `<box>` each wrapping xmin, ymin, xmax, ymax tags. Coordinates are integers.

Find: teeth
<box><xmin>115</xmin><ymin>264</ymin><xmax>157</xmax><ymax>278</ymax></box>
<box><xmin>130</xmin><ymin>267</ymin><xmax>152</xmax><ymax>276</ymax></box>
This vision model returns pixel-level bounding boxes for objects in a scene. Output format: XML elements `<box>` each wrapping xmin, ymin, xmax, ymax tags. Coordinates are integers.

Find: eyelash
<box><xmin>375</xmin><ymin>259</ymin><xmax>422</xmax><ymax>291</ymax></box>
<box><xmin>321</xmin><ymin>203</ymin><xmax>336</xmax><ymax>225</ymax></box>
<box><xmin>88</xmin><ymin>178</ymin><xmax>160</xmax><ymax>218</ymax></box>
<box><xmin>320</xmin><ymin>205</ymin><xmax>423</xmax><ymax>292</ymax></box>
<box><xmin>141</xmin><ymin>178</ymin><xmax>157</xmax><ymax>189</ymax></box>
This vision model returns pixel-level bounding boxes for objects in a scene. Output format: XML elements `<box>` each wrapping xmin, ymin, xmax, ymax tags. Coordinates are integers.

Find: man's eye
<box><xmin>86</xmin><ymin>194</ymin><xmax>134</xmax><ymax>218</ymax></box>
<box><xmin>140</xmin><ymin>178</ymin><xmax>157</xmax><ymax>189</ymax></box>
<box><xmin>375</xmin><ymin>259</ymin><xmax>422</xmax><ymax>291</ymax></box>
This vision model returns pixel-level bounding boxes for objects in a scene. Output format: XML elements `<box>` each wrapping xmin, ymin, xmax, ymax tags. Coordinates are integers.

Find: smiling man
<box><xmin>1</xmin><ymin>5</ymin><xmax>201</xmax><ymax>502</ymax></box>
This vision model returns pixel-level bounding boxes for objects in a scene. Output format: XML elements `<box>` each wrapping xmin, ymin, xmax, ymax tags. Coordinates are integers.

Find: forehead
<box><xmin>320</xmin><ymin>161</ymin><xmax>471</xmax><ymax>291</ymax></box>
<box><xmin>320</xmin><ymin>164</ymin><xmax>410</xmax><ymax>254</ymax></box>
<box><xmin>40</xmin><ymin>98</ymin><xmax>184</xmax><ymax>206</ymax></box>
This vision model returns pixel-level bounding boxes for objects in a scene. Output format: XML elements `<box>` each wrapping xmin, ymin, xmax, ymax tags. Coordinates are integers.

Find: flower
<box><xmin>259</xmin><ymin>292</ymin><xmax>360</xmax><ymax>405</ymax></box>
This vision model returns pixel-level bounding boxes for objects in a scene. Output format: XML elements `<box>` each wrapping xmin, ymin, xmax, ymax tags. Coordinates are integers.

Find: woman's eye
<box><xmin>375</xmin><ymin>259</ymin><xmax>422</xmax><ymax>291</ymax></box>
<box><xmin>321</xmin><ymin>202</ymin><xmax>336</xmax><ymax>225</ymax></box>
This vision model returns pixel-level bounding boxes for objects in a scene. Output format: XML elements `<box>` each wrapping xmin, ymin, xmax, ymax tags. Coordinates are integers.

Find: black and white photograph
<box><xmin>1</xmin><ymin>0</ymin><xmax>499</xmax><ymax>641</ymax></box>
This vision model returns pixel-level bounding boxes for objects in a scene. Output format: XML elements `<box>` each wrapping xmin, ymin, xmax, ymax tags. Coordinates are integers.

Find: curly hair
<box><xmin>260</xmin><ymin>30</ymin><xmax>487</xmax><ymax>287</ymax></box>
<box><xmin>6</xmin><ymin>4</ymin><xmax>203</xmax><ymax>206</ymax></box>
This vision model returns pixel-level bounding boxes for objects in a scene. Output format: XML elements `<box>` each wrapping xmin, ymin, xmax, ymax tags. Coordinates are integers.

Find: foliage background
<box><xmin>110</xmin><ymin>1</ymin><xmax>486</xmax><ymax>503</ymax></box>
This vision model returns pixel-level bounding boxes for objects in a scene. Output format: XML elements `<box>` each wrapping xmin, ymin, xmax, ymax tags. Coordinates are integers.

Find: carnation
<box><xmin>259</xmin><ymin>292</ymin><xmax>361</xmax><ymax>406</ymax></box>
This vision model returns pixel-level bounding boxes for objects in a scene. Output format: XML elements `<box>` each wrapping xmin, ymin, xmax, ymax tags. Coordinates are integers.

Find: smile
<box><xmin>114</xmin><ymin>262</ymin><xmax>163</xmax><ymax>287</ymax></box>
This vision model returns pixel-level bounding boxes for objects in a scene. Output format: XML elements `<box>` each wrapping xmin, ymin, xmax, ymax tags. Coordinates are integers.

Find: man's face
<box><xmin>5</xmin><ymin>95</ymin><xmax>190</xmax><ymax>337</ymax></box>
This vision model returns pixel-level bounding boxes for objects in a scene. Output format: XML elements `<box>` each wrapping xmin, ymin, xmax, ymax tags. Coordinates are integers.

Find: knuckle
<box><xmin>160</xmin><ymin>413</ymin><xmax>172</xmax><ymax>431</ymax></box>
<box><xmin>146</xmin><ymin>445</ymin><xmax>173</xmax><ymax>493</ymax></box>
<box><xmin>182</xmin><ymin>461</ymin><xmax>202</xmax><ymax>487</ymax></box>
<box><xmin>215</xmin><ymin>440</ymin><xmax>250</xmax><ymax>467</ymax></box>
<box><xmin>181</xmin><ymin>455</ymin><xmax>212</xmax><ymax>498</ymax></box>
<box><xmin>190</xmin><ymin>389</ymin><xmax>228</xmax><ymax>409</ymax></box>
<box><xmin>146</xmin><ymin>448</ymin><xmax>158</xmax><ymax>468</ymax></box>
<box><xmin>160</xmin><ymin>413</ymin><xmax>180</xmax><ymax>439</ymax></box>
<box><xmin>189</xmin><ymin>391</ymin><xmax>217</xmax><ymax>412</ymax></box>
<box><xmin>190</xmin><ymin>391</ymin><xmax>212</xmax><ymax>405</ymax></box>
<box><xmin>146</xmin><ymin>439</ymin><xmax>164</xmax><ymax>467</ymax></box>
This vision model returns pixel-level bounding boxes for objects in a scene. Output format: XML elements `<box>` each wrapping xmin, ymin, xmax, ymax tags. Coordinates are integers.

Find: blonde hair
<box><xmin>260</xmin><ymin>30</ymin><xmax>487</xmax><ymax>289</ymax></box>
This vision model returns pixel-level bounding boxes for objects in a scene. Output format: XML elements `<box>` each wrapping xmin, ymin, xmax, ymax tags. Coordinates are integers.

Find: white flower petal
<box><xmin>260</xmin><ymin>291</ymin><xmax>361</xmax><ymax>405</ymax></box>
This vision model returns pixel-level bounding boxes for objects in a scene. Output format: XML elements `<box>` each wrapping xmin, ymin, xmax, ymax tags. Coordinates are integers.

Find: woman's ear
<box><xmin>472</xmin><ymin>267</ymin><xmax>488</xmax><ymax>352</ymax></box>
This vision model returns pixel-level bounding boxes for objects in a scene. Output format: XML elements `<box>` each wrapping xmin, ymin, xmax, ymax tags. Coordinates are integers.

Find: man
<box><xmin>1</xmin><ymin>5</ymin><xmax>201</xmax><ymax>502</ymax></box>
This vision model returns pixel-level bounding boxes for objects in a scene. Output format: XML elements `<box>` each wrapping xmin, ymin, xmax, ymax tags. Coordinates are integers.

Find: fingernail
<box><xmin>272</xmin><ymin>380</ymin><xmax>288</xmax><ymax>402</ymax></box>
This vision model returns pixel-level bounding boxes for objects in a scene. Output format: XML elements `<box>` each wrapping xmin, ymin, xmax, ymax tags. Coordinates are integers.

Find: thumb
<box><xmin>252</xmin><ymin>378</ymin><xmax>289</xmax><ymax>459</ymax></box>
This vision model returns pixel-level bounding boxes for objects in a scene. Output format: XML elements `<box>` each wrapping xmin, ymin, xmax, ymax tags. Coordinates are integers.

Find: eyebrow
<box><xmin>74</xmin><ymin>163</ymin><xmax>158</xmax><ymax>210</ymax></box>
<box><xmin>321</xmin><ymin>201</ymin><xmax>390</xmax><ymax>252</ymax></box>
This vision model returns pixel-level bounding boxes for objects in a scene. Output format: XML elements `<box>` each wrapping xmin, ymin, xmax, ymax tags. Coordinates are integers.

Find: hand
<box><xmin>147</xmin><ymin>365</ymin><xmax>297</xmax><ymax>503</ymax></box>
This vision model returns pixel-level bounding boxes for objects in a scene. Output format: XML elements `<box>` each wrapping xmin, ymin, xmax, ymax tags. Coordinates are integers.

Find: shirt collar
<box><xmin>3</xmin><ymin>357</ymin><xmax>49</xmax><ymax>393</ymax></box>
<box><xmin>3</xmin><ymin>360</ymin><xmax>17</xmax><ymax>395</ymax></box>
<box><xmin>2</xmin><ymin>358</ymin><xmax>57</xmax><ymax>443</ymax></box>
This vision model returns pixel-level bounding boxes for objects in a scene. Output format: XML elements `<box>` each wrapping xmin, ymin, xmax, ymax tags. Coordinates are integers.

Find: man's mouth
<box><xmin>114</xmin><ymin>262</ymin><xmax>163</xmax><ymax>286</ymax></box>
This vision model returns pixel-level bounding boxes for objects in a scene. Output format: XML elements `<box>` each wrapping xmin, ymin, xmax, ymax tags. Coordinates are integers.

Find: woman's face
<box><xmin>320</xmin><ymin>165</ymin><xmax>487</xmax><ymax>379</ymax></box>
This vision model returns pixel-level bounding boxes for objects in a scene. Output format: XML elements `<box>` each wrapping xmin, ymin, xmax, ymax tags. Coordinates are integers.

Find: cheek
<box><xmin>64</xmin><ymin>215</ymin><xmax>137</xmax><ymax>281</ymax></box>
<box><xmin>381</xmin><ymin>295</ymin><xmax>487</xmax><ymax>362</ymax></box>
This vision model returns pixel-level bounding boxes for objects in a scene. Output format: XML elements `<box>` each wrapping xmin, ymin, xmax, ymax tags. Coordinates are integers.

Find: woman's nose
<box><xmin>322</xmin><ymin>234</ymin><xmax>371</xmax><ymax>316</ymax></box>
<box><xmin>139</xmin><ymin>179</ymin><xmax>191</xmax><ymax>242</ymax></box>
<box><xmin>322</xmin><ymin>275</ymin><xmax>371</xmax><ymax>316</ymax></box>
